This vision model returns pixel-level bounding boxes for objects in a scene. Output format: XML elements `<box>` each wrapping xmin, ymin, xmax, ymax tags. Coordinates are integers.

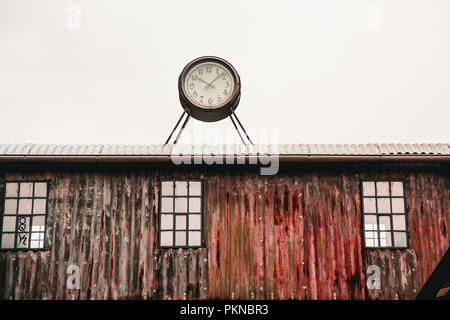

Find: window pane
<box><xmin>5</xmin><ymin>182</ymin><xmax>18</xmax><ymax>197</ymax></box>
<box><xmin>175</xmin><ymin>197</ymin><xmax>187</xmax><ymax>213</ymax></box>
<box><xmin>362</xmin><ymin>182</ymin><xmax>375</xmax><ymax>196</ymax></box>
<box><xmin>377</xmin><ymin>198</ymin><xmax>391</xmax><ymax>213</ymax></box>
<box><xmin>376</xmin><ymin>182</ymin><xmax>390</xmax><ymax>196</ymax></box>
<box><xmin>160</xmin><ymin>231</ymin><xmax>173</xmax><ymax>246</ymax></box>
<box><xmin>365</xmin><ymin>231</ymin><xmax>377</xmax><ymax>240</ymax></box>
<box><xmin>2</xmin><ymin>216</ymin><xmax>16</xmax><ymax>232</ymax></box>
<box><xmin>390</xmin><ymin>182</ymin><xmax>403</xmax><ymax>196</ymax></box>
<box><xmin>1</xmin><ymin>234</ymin><xmax>15</xmax><ymax>249</ymax></box>
<box><xmin>189</xmin><ymin>215</ymin><xmax>201</xmax><ymax>230</ymax></box>
<box><xmin>189</xmin><ymin>181</ymin><xmax>202</xmax><ymax>196</ymax></box>
<box><xmin>365</xmin><ymin>238</ymin><xmax>378</xmax><ymax>247</ymax></box>
<box><xmin>30</xmin><ymin>240</ymin><xmax>42</xmax><ymax>248</ymax></box>
<box><xmin>17</xmin><ymin>216</ymin><xmax>30</xmax><ymax>232</ymax></box>
<box><xmin>189</xmin><ymin>231</ymin><xmax>201</xmax><ymax>247</ymax></box>
<box><xmin>175</xmin><ymin>181</ymin><xmax>188</xmax><ymax>196</ymax></box>
<box><xmin>189</xmin><ymin>198</ymin><xmax>201</xmax><ymax>213</ymax></box>
<box><xmin>4</xmin><ymin>199</ymin><xmax>17</xmax><ymax>214</ymax></box>
<box><xmin>391</xmin><ymin>198</ymin><xmax>405</xmax><ymax>213</ymax></box>
<box><xmin>393</xmin><ymin>232</ymin><xmax>407</xmax><ymax>247</ymax></box>
<box><xmin>175</xmin><ymin>216</ymin><xmax>186</xmax><ymax>230</ymax></box>
<box><xmin>379</xmin><ymin>216</ymin><xmax>391</xmax><ymax>230</ymax></box>
<box><xmin>33</xmin><ymin>199</ymin><xmax>47</xmax><ymax>214</ymax></box>
<box><xmin>34</xmin><ymin>183</ymin><xmax>47</xmax><ymax>197</ymax></box>
<box><xmin>363</xmin><ymin>198</ymin><xmax>376</xmax><ymax>213</ymax></box>
<box><xmin>379</xmin><ymin>232</ymin><xmax>392</xmax><ymax>247</ymax></box>
<box><xmin>16</xmin><ymin>233</ymin><xmax>29</xmax><ymax>248</ymax></box>
<box><xmin>18</xmin><ymin>199</ymin><xmax>32</xmax><ymax>214</ymax></box>
<box><xmin>32</xmin><ymin>225</ymin><xmax>45</xmax><ymax>232</ymax></box>
<box><xmin>364</xmin><ymin>215</ymin><xmax>377</xmax><ymax>230</ymax></box>
<box><xmin>31</xmin><ymin>232</ymin><xmax>44</xmax><ymax>241</ymax></box>
<box><xmin>19</xmin><ymin>182</ymin><xmax>33</xmax><ymax>197</ymax></box>
<box><xmin>160</xmin><ymin>214</ymin><xmax>173</xmax><ymax>230</ymax></box>
<box><xmin>32</xmin><ymin>216</ymin><xmax>46</xmax><ymax>230</ymax></box>
<box><xmin>161</xmin><ymin>198</ymin><xmax>173</xmax><ymax>213</ymax></box>
<box><xmin>393</xmin><ymin>215</ymin><xmax>406</xmax><ymax>230</ymax></box>
<box><xmin>161</xmin><ymin>181</ymin><xmax>173</xmax><ymax>196</ymax></box>
<box><xmin>175</xmin><ymin>231</ymin><xmax>186</xmax><ymax>246</ymax></box>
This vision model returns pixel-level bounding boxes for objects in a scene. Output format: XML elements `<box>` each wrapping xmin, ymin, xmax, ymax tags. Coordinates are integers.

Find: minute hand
<box><xmin>208</xmin><ymin>73</ymin><xmax>223</xmax><ymax>86</ymax></box>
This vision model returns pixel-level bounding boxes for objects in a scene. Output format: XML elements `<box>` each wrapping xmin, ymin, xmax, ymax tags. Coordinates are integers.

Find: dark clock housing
<box><xmin>178</xmin><ymin>56</ymin><xmax>241</xmax><ymax>122</ymax></box>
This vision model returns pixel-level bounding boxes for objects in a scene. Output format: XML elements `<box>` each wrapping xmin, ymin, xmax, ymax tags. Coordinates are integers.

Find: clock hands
<box><xmin>207</xmin><ymin>73</ymin><xmax>222</xmax><ymax>87</ymax></box>
<box><xmin>197</xmin><ymin>77</ymin><xmax>215</xmax><ymax>89</ymax></box>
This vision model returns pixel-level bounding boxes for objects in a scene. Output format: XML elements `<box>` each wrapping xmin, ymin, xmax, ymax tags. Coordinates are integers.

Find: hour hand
<box><xmin>198</xmin><ymin>77</ymin><xmax>215</xmax><ymax>89</ymax></box>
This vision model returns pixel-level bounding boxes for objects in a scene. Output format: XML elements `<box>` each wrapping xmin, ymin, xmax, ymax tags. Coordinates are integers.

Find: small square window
<box><xmin>161</xmin><ymin>181</ymin><xmax>174</xmax><ymax>196</ymax></box>
<box><xmin>393</xmin><ymin>232</ymin><xmax>407</xmax><ymax>248</ymax></box>
<box><xmin>189</xmin><ymin>181</ymin><xmax>202</xmax><ymax>196</ymax></box>
<box><xmin>362</xmin><ymin>180</ymin><xmax>408</xmax><ymax>249</ymax></box>
<box><xmin>1</xmin><ymin>181</ymin><xmax>49</xmax><ymax>250</ymax></box>
<box><xmin>189</xmin><ymin>198</ymin><xmax>201</xmax><ymax>213</ymax></box>
<box><xmin>2</xmin><ymin>216</ymin><xmax>16</xmax><ymax>232</ymax></box>
<box><xmin>159</xmin><ymin>180</ymin><xmax>203</xmax><ymax>248</ymax></box>
<box><xmin>393</xmin><ymin>215</ymin><xmax>406</xmax><ymax>231</ymax></box>
<box><xmin>390</xmin><ymin>182</ymin><xmax>404</xmax><ymax>197</ymax></box>
<box><xmin>175</xmin><ymin>181</ymin><xmax>188</xmax><ymax>196</ymax></box>
<box><xmin>4</xmin><ymin>199</ymin><xmax>17</xmax><ymax>214</ymax></box>
<box><xmin>175</xmin><ymin>197</ymin><xmax>188</xmax><ymax>213</ymax></box>
<box><xmin>161</xmin><ymin>198</ymin><xmax>173</xmax><ymax>213</ymax></box>
<box><xmin>363</xmin><ymin>198</ymin><xmax>376</xmax><ymax>213</ymax></box>
<box><xmin>5</xmin><ymin>183</ymin><xmax>18</xmax><ymax>197</ymax></box>
<box><xmin>377</xmin><ymin>198</ymin><xmax>391</xmax><ymax>214</ymax></box>
<box><xmin>19</xmin><ymin>182</ymin><xmax>33</xmax><ymax>197</ymax></box>
<box><xmin>362</xmin><ymin>182</ymin><xmax>375</xmax><ymax>196</ymax></box>
<box><xmin>391</xmin><ymin>198</ymin><xmax>405</xmax><ymax>213</ymax></box>
<box><xmin>376</xmin><ymin>182</ymin><xmax>390</xmax><ymax>196</ymax></box>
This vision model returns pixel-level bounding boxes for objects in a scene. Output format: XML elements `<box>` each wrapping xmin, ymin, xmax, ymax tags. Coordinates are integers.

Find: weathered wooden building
<box><xmin>0</xmin><ymin>143</ymin><xmax>448</xmax><ymax>300</ymax></box>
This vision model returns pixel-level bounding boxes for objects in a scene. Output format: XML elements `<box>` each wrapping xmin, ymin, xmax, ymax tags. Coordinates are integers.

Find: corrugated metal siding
<box><xmin>0</xmin><ymin>164</ymin><xmax>448</xmax><ymax>300</ymax></box>
<box><xmin>1</xmin><ymin>143</ymin><xmax>449</xmax><ymax>156</ymax></box>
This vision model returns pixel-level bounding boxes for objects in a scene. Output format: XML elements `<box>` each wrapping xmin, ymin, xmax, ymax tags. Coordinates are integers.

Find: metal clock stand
<box><xmin>164</xmin><ymin>108</ymin><xmax>254</xmax><ymax>146</ymax></box>
<box><xmin>164</xmin><ymin>56</ymin><xmax>253</xmax><ymax>146</ymax></box>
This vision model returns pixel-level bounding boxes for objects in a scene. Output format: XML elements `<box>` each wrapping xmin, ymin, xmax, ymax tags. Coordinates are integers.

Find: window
<box><xmin>361</xmin><ymin>181</ymin><xmax>408</xmax><ymax>249</ymax></box>
<box><xmin>159</xmin><ymin>180</ymin><xmax>203</xmax><ymax>248</ymax></box>
<box><xmin>1</xmin><ymin>181</ymin><xmax>49</xmax><ymax>250</ymax></box>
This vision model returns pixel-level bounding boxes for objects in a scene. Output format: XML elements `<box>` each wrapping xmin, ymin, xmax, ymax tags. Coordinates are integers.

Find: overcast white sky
<box><xmin>0</xmin><ymin>0</ymin><xmax>449</xmax><ymax>145</ymax></box>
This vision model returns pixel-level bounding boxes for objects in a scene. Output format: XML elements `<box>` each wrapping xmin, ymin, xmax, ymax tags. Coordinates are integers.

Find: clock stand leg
<box><xmin>229</xmin><ymin>114</ymin><xmax>247</xmax><ymax>146</ymax></box>
<box><xmin>229</xmin><ymin>108</ymin><xmax>254</xmax><ymax>146</ymax></box>
<box><xmin>164</xmin><ymin>111</ymin><xmax>190</xmax><ymax>145</ymax></box>
<box><xmin>172</xmin><ymin>113</ymin><xmax>191</xmax><ymax>145</ymax></box>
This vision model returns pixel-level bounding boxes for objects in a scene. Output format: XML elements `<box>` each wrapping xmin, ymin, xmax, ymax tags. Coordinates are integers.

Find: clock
<box><xmin>178</xmin><ymin>56</ymin><xmax>241</xmax><ymax>122</ymax></box>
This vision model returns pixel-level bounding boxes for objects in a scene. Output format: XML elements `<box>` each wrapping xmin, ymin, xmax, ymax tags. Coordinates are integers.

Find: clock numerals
<box><xmin>184</xmin><ymin>62</ymin><xmax>235</xmax><ymax>107</ymax></box>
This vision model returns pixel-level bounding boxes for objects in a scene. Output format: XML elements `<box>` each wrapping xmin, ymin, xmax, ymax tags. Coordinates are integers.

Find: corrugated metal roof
<box><xmin>0</xmin><ymin>143</ymin><xmax>449</xmax><ymax>156</ymax></box>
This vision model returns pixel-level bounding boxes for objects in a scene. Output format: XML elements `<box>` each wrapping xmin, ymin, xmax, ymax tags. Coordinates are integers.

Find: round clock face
<box><xmin>183</xmin><ymin>61</ymin><xmax>235</xmax><ymax>108</ymax></box>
